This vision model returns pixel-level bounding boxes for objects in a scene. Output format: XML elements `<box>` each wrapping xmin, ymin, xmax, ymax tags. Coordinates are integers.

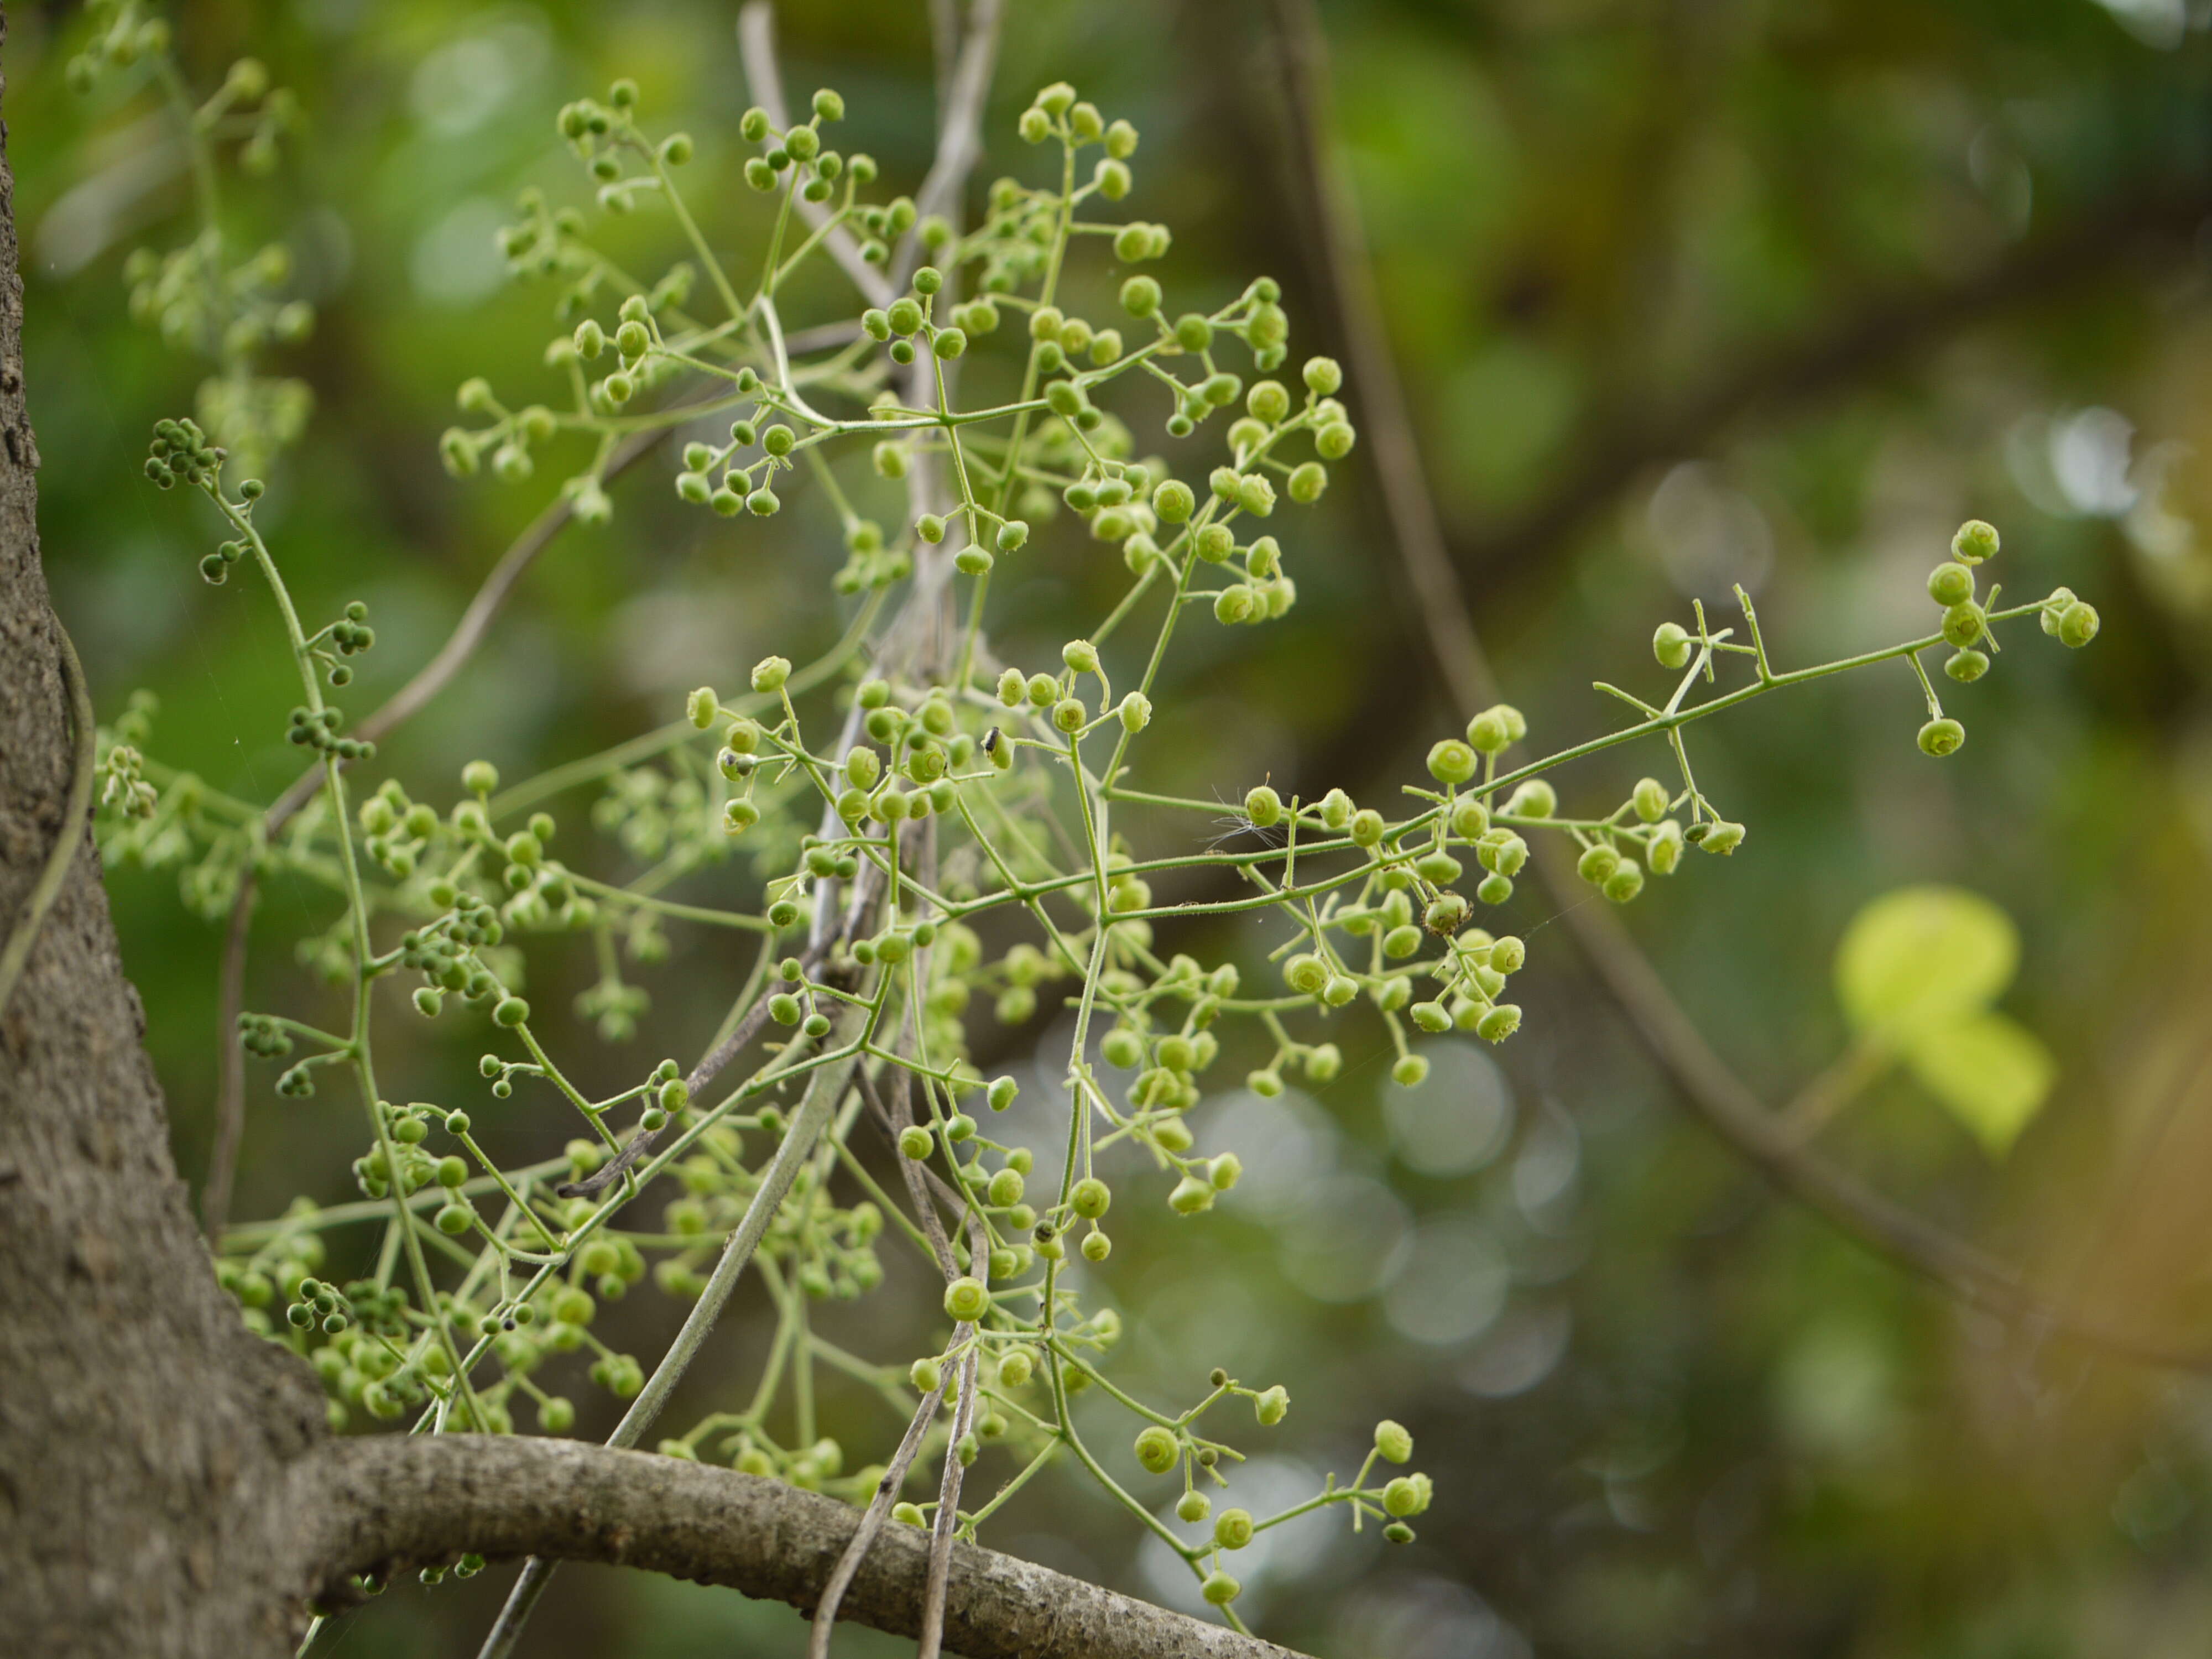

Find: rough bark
<box><xmin>0</xmin><ymin>20</ymin><xmax>333</xmax><ymax>1657</ymax></box>
<box><xmin>304</xmin><ymin>1436</ymin><xmax>1301</xmax><ymax>1659</ymax></box>
<box><xmin>0</xmin><ymin>30</ymin><xmax>1307</xmax><ymax>1659</ymax></box>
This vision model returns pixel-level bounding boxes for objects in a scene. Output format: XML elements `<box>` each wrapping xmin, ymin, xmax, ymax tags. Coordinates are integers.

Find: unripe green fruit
<box><xmin>910</xmin><ymin>1356</ymin><xmax>942</xmax><ymax>1393</ymax></box>
<box><xmin>1391</xmin><ymin>1053</ymin><xmax>1430</xmax><ymax>1087</ymax></box>
<box><xmin>1214</xmin><ymin>1507</ymin><xmax>1255</xmax><ymax>1550</ymax></box>
<box><xmin>435</xmin><ymin>1203</ymin><xmax>473</xmax><ymax>1235</ymax></box>
<box><xmin>1383</xmin><ymin>1476</ymin><xmax>1423</xmax><ymax>1517</ymax></box>
<box><xmin>1654</xmin><ymin>622</ymin><xmax>1694</xmax><ymax>670</ymax></box>
<box><xmin>1350</xmin><ymin>809</ymin><xmax>1385</xmax><ymax>847</ymax></box>
<box><xmin>1928</xmin><ymin>562</ymin><xmax>1975</xmax><ymax>606</ymax></box>
<box><xmin>2039</xmin><ymin>587</ymin><xmax>2077</xmax><ymax>635</ymax></box>
<box><xmin>1202</xmin><ymin>1571</ymin><xmax>1241</xmax><ymax>1606</ymax></box>
<box><xmin>893</xmin><ymin>1125</ymin><xmax>932</xmax><ymax>1161</ymax></box>
<box><xmin>1135</xmin><ymin>1425</ymin><xmax>1178</xmax><ymax>1473</ymax></box>
<box><xmin>1072</xmin><ymin>1177</ymin><xmax>1112</xmax><ymax>1218</ymax></box>
<box><xmin>1632</xmin><ymin>778</ymin><xmax>1670</xmax><ymax>822</ymax></box>
<box><xmin>1945</xmin><ymin>648</ymin><xmax>1989</xmax><ymax>683</ymax></box>
<box><xmin>1177</xmin><ymin>1490</ymin><xmax>1212</xmax><ymax>1524</ymax></box>
<box><xmin>1604</xmin><ymin>859</ymin><xmax>1645</xmax><ymax>904</ymax></box>
<box><xmin>1918</xmin><ymin>717</ymin><xmax>1965</xmax><ymax>757</ymax></box>
<box><xmin>494</xmin><ymin>995</ymin><xmax>529</xmax><ymax>1027</ymax></box>
<box><xmin>1245</xmin><ymin>785</ymin><xmax>1284</xmax><ymax>827</ymax></box>
<box><xmin>998</xmin><ymin>1349</ymin><xmax>1034</xmax><ymax>1387</ymax></box>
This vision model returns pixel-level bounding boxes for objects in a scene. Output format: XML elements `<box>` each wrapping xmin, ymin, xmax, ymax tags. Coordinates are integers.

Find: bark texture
<box><xmin>304</xmin><ymin>1436</ymin><xmax>1301</xmax><ymax>1659</ymax></box>
<box><xmin>0</xmin><ymin>32</ymin><xmax>1307</xmax><ymax>1659</ymax></box>
<box><xmin>0</xmin><ymin>23</ymin><xmax>333</xmax><ymax>1658</ymax></box>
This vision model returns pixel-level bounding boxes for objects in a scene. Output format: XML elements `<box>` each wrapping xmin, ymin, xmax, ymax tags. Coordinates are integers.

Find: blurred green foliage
<box><xmin>14</xmin><ymin>0</ymin><xmax>2212</xmax><ymax>1655</ymax></box>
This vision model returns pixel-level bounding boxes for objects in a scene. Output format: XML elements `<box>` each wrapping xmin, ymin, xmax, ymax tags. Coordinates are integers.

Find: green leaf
<box><xmin>1902</xmin><ymin>1013</ymin><xmax>2056</xmax><ymax>1159</ymax></box>
<box><xmin>1833</xmin><ymin>885</ymin><xmax>2017</xmax><ymax>1045</ymax></box>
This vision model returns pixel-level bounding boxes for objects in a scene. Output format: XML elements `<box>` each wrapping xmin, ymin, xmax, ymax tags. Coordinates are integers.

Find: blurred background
<box><xmin>14</xmin><ymin>0</ymin><xmax>2212</xmax><ymax>1654</ymax></box>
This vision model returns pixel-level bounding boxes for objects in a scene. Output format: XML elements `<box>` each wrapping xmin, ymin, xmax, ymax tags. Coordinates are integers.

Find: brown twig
<box><xmin>1265</xmin><ymin>0</ymin><xmax>2212</xmax><ymax>1375</ymax></box>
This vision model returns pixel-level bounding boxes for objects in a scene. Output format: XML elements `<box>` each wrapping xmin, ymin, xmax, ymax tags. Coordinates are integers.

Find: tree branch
<box><xmin>1265</xmin><ymin>0</ymin><xmax>2212</xmax><ymax>1375</ymax></box>
<box><xmin>738</xmin><ymin>3</ymin><xmax>895</xmax><ymax>308</ymax></box>
<box><xmin>300</xmin><ymin>1434</ymin><xmax>1306</xmax><ymax>1659</ymax></box>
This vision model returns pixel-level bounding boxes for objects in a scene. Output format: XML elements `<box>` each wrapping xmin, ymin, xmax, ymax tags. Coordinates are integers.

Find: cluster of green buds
<box><xmin>82</xmin><ymin>44</ymin><xmax>2103</xmax><ymax>1640</ymax></box>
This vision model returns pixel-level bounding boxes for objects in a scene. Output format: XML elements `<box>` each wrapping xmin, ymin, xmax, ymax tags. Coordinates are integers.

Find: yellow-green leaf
<box><xmin>1834</xmin><ymin>886</ymin><xmax>2017</xmax><ymax>1045</ymax></box>
<box><xmin>1903</xmin><ymin>1013</ymin><xmax>2056</xmax><ymax>1159</ymax></box>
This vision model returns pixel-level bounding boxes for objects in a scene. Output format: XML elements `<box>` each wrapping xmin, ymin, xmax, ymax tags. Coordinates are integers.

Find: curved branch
<box><xmin>1265</xmin><ymin>0</ymin><xmax>2212</xmax><ymax>1375</ymax></box>
<box><xmin>299</xmin><ymin>1434</ymin><xmax>1304</xmax><ymax>1659</ymax></box>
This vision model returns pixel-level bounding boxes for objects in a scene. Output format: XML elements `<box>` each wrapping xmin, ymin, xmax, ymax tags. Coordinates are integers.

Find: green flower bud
<box><xmin>1256</xmin><ymin>1384</ymin><xmax>1290</xmax><ymax>1425</ymax></box>
<box><xmin>1245</xmin><ymin>785</ymin><xmax>1284</xmax><ymax>827</ymax></box>
<box><xmin>910</xmin><ymin>1356</ymin><xmax>942</xmax><ymax>1393</ymax></box>
<box><xmin>943</xmin><ymin>1276</ymin><xmax>991</xmax><ymax>1322</ymax></box>
<box><xmin>494</xmin><ymin>995</ymin><xmax>529</xmax><ymax>1027</ymax></box>
<box><xmin>1927</xmin><ymin>562</ymin><xmax>1975</xmax><ymax>606</ymax></box>
<box><xmin>1649</xmin><ymin>820</ymin><xmax>1684</xmax><ymax>874</ymax></box>
<box><xmin>1952</xmin><ymin>518</ymin><xmax>2000</xmax><ymax>564</ymax></box>
<box><xmin>886</xmin><ymin>297</ymin><xmax>923</xmax><ymax>336</ymax></box>
<box><xmin>1177</xmin><ymin>1490</ymin><xmax>1212</xmax><ymax>1524</ymax></box>
<box><xmin>1119</xmin><ymin>692</ymin><xmax>1153</xmax><ymax>732</ymax></box>
<box><xmin>1427</xmin><ymin>739</ymin><xmax>1477</xmax><ymax>784</ymax></box>
<box><xmin>1169</xmin><ymin>1175</ymin><xmax>1215</xmax><ymax>1214</ymax></box>
<box><xmin>1350</xmin><ymin>809</ymin><xmax>1385</xmax><ymax>847</ymax></box>
<box><xmin>2058</xmin><ymin>601</ymin><xmax>2100</xmax><ymax>648</ymax></box>
<box><xmin>1307</xmin><ymin>1043</ymin><xmax>1342</xmax><ymax>1082</ymax></box>
<box><xmin>686</xmin><ymin>686</ymin><xmax>718</xmax><ymax>729</ymax></box>
<box><xmin>1201</xmin><ymin>1571</ymin><xmax>1241</xmax><ymax>1606</ymax></box>
<box><xmin>1940</xmin><ymin>601</ymin><xmax>1986</xmax><ymax>649</ymax></box>
<box><xmin>1918</xmin><ymin>717</ymin><xmax>1965</xmax><ymax>757</ymax></box>
<box><xmin>1303</xmin><ymin>356</ymin><xmax>1343</xmax><ymax>395</ymax></box>
<box><xmin>1632</xmin><ymin>778</ymin><xmax>1670</xmax><ymax>822</ymax></box>
<box><xmin>1475</xmin><ymin>1003</ymin><xmax>1521</xmax><ymax>1044</ymax></box>
<box><xmin>1316</xmin><ymin>421</ymin><xmax>1356</xmax><ymax>459</ymax></box>
<box><xmin>1375</xmin><ymin>1420</ymin><xmax>1413</xmax><ymax>1463</ymax></box>
<box><xmin>1214</xmin><ymin>1507</ymin><xmax>1255</xmax><ymax>1550</ymax></box>
<box><xmin>1174</xmin><ymin>313</ymin><xmax>1213</xmax><ymax>353</ymax></box>
<box><xmin>463</xmin><ymin>759</ymin><xmax>500</xmax><ymax>796</ymax></box>
<box><xmin>1489</xmin><ymin>935</ymin><xmax>1526</xmax><ymax>974</ymax></box>
<box><xmin>1383</xmin><ymin>1476</ymin><xmax>1423</xmax><ymax>1517</ymax></box>
<box><xmin>1391</xmin><ymin>1053</ymin><xmax>1431</xmax><ymax>1088</ymax></box>
<box><xmin>1134</xmin><ymin>1425</ymin><xmax>1179</xmax><ymax>1473</ymax></box>
<box><xmin>1653</xmin><ymin>622</ymin><xmax>1694</xmax><ymax>670</ymax></box>
<box><xmin>2039</xmin><ymin>587</ymin><xmax>2078</xmax><ymax>635</ymax></box>
<box><xmin>1697</xmin><ymin>820</ymin><xmax>1746</xmax><ymax>855</ymax></box>
<box><xmin>752</xmin><ymin>655</ymin><xmax>791</xmax><ymax>692</ymax></box>
<box><xmin>1945</xmin><ymin>648</ymin><xmax>1989</xmax><ymax>682</ymax></box>
<box><xmin>1121</xmin><ymin>275</ymin><xmax>1162</xmax><ymax>317</ymax></box>
<box><xmin>1603</xmin><ymin>859</ymin><xmax>1645</xmax><ymax>903</ymax></box>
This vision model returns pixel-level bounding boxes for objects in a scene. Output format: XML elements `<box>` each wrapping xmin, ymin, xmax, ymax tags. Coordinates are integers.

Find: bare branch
<box><xmin>301</xmin><ymin>1433</ymin><xmax>1308</xmax><ymax>1659</ymax></box>
<box><xmin>738</xmin><ymin>4</ymin><xmax>895</xmax><ymax>308</ymax></box>
<box><xmin>1265</xmin><ymin>0</ymin><xmax>2212</xmax><ymax>1376</ymax></box>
